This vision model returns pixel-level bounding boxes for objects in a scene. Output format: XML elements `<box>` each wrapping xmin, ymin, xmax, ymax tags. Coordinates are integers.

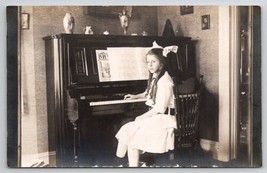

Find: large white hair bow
<box><xmin>152</xmin><ymin>41</ymin><xmax>178</xmax><ymax>57</ymax></box>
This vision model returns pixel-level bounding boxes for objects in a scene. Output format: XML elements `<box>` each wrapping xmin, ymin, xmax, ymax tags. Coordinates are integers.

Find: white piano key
<box><xmin>90</xmin><ymin>98</ymin><xmax>147</xmax><ymax>106</ymax></box>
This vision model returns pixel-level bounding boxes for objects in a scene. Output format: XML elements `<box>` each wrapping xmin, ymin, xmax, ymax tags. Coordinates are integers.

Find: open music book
<box><xmin>96</xmin><ymin>47</ymin><xmax>150</xmax><ymax>82</ymax></box>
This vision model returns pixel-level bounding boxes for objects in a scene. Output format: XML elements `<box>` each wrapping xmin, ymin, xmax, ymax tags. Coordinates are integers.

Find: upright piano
<box><xmin>43</xmin><ymin>34</ymin><xmax>196</xmax><ymax>167</ymax></box>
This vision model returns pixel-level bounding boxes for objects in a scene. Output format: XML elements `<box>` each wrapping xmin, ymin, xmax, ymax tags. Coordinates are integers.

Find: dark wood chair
<box><xmin>139</xmin><ymin>76</ymin><xmax>203</xmax><ymax>167</ymax></box>
<box><xmin>169</xmin><ymin>75</ymin><xmax>203</xmax><ymax>164</ymax></box>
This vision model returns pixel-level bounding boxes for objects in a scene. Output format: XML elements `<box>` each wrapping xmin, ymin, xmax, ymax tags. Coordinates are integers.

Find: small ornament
<box><xmin>63</xmin><ymin>13</ymin><xmax>75</xmax><ymax>34</ymax></box>
<box><xmin>103</xmin><ymin>30</ymin><xmax>109</xmax><ymax>35</ymax></box>
<box><xmin>83</xmin><ymin>26</ymin><xmax>94</xmax><ymax>35</ymax></box>
<box><xmin>141</xmin><ymin>31</ymin><xmax>148</xmax><ymax>36</ymax></box>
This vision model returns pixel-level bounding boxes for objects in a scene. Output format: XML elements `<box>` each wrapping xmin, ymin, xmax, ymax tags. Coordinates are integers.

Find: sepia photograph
<box><xmin>6</xmin><ymin>5</ymin><xmax>262</xmax><ymax>168</ymax></box>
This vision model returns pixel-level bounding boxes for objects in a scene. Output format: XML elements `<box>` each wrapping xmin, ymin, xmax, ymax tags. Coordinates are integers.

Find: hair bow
<box><xmin>152</xmin><ymin>41</ymin><xmax>178</xmax><ymax>57</ymax></box>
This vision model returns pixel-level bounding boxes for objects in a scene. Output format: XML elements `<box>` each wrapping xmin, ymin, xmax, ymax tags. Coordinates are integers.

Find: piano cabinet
<box><xmin>43</xmin><ymin>34</ymin><xmax>196</xmax><ymax>167</ymax></box>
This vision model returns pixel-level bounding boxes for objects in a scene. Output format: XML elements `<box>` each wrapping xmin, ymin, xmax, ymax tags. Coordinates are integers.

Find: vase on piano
<box><xmin>63</xmin><ymin>13</ymin><xmax>75</xmax><ymax>34</ymax></box>
<box><xmin>119</xmin><ymin>9</ymin><xmax>129</xmax><ymax>35</ymax></box>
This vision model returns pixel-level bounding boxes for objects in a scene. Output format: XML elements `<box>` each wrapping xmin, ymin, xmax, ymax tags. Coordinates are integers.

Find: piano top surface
<box><xmin>43</xmin><ymin>34</ymin><xmax>192</xmax><ymax>46</ymax></box>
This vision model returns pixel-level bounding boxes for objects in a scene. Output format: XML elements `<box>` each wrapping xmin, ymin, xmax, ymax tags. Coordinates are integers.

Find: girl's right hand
<box><xmin>124</xmin><ymin>94</ymin><xmax>136</xmax><ymax>100</ymax></box>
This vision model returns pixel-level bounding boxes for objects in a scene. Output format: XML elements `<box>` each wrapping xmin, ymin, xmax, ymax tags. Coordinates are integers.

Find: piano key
<box><xmin>90</xmin><ymin>98</ymin><xmax>147</xmax><ymax>106</ymax></box>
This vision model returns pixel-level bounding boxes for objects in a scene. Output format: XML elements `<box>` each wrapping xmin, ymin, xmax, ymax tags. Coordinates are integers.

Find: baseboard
<box><xmin>200</xmin><ymin>139</ymin><xmax>220</xmax><ymax>160</ymax></box>
<box><xmin>21</xmin><ymin>151</ymin><xmax>55</xmax><ymax>167</ymax></box>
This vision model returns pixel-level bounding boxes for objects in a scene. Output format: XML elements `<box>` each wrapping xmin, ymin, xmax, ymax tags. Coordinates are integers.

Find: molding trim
<box><xmin>21</xmin><ymin>151</ymin><xmax>55</xmax><ymax>167</ymax></box>
<box><xmin>218</xmin><ymin>5</ymin><xmax>231</xmax><ymax>162</ymax></box>
<box><xmin>200</xmin><ymin>139</ymin><xmax>219</xmax><ymax>160</ymax></box>
<box><xmin>229</xmin><ymin>6</ymin><xmax>240</xmax><ymax>160</ymax></box>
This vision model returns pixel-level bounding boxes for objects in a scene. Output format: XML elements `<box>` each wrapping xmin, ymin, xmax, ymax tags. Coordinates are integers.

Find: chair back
<box><xmin>173</xmin><ymin>75</ymin><xmax>203</xmax><ymax>148</ymax></box>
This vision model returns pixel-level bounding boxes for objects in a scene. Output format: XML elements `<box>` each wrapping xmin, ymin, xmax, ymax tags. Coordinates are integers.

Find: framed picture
<box><xmin>201</xmin><ymin>15</ymin><xmax>210</xmax><ymax>30</ymax></box>
<box><xmin>180</xmin><ymin>6</ymin><xmax>194</xmax><ymax>15</ymax></box>
<box><xmin>21</xmin><ymin>13</ymin><xmax>29</xmax><ymax>29</ymax></box>
<box><xmin>87</xmin><ymin>6</ymin><xmax>135</xmax><ymax>18</ymax></box>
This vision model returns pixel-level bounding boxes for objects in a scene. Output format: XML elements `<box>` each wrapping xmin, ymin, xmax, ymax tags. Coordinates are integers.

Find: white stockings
<box><xmin>127</xmin><ymin>146</ymin><xmax>139</xmax><ymax>167</ymax></box>
<box><xmin>116</xmin><ymin>141</ymin><xmax>140</xmax><ymax>167</ymax></box>
<box><xmin>116</xmin><ymin>141</ymin><xmax>127</xmax><ymax>158</ymax></box>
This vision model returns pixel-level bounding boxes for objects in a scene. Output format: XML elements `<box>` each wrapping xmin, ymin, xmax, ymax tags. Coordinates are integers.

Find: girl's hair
<box><xmin>145</xmin><ymin>48</ymin><xmax>168</xmax><ymax>103</ymax></box>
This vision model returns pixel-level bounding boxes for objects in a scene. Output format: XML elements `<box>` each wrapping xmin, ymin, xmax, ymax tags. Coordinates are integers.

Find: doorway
<box><xmin>238</xmin><ymin>6</ymin><xmax>252</xmax><ymax>165</ymax></box>
<box><xmin>237</xmin><ymin>6</ymin><xmax>261</xmax><ymax>166</ymax></box>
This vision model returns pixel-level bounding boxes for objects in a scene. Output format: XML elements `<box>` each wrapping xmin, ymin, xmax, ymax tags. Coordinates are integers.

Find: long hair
<box><xmin>145</xmin><ymin>48</ymin><xmax>167</xmax><ymax>103</ymax></box>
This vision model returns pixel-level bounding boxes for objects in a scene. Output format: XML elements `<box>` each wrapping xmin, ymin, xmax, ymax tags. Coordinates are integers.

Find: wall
<box><xmin>157</xmin><ymin>6</ymin><xmax>219</xmax><ymax>140</ymax></box>
<box><xmin>21</xmin><ymin>6</ymin><xmax>39</xmax><ymax>166</ymax></box>
<box><xmin>20</xmin><ymin>6</ymin><xmax>158</xmax><ymax>166</ymax></box>
<box><xmin>31</xmin><ymin>6</ymin><xmax>158</xmax><ymax>36</ymax></box>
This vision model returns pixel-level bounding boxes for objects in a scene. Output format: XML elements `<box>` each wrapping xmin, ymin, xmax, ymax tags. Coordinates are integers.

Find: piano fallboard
<box><xmin>68</xmin><ymin>80</ymin><xmax>147</xmax><ymax>98</ymax></box>
<box><xmin>77</xmin><ymin>98</ymin><xmax>148</xmax><ymax>118</ymax></box>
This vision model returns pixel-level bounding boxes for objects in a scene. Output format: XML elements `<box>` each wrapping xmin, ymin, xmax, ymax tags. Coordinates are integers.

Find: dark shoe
<box><xmin>139</xmin><ymin>153</ymin><xmax>155</xmax><ymax>167</ymax></box>
<box><xmin>113</xmin><ymin>157</ymin><xmax>128</xmax><ymax>167</ymax></box>
<box><xmin>139</xmin><ymin>161</ymin><xmax>155</xmax><ymax>167</ymax></box>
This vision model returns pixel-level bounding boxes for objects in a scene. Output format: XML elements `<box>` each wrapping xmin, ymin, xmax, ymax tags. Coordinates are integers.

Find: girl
<box><xmin>115</xmin><ymin>41</ymin><xmax>178</xmax><ymax>167</ymax></box>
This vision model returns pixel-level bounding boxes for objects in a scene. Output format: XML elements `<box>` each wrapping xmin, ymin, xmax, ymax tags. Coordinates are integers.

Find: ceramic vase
<box><xmin>63</xmin><ymin>13</ymin><xmax>75</xmax><ymax>34</ymax></box>
<box><xmin>119</xmin><ymin>10</ymin><xmax>129</xmax><ymax>35</ymax></box>
<box><xmin>83</xmin><ymin>26</ymin><xmax>94</xmax><ymax>35</ymax></box>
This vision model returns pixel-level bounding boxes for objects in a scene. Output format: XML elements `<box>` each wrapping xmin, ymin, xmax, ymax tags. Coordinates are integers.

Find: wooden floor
<box><xmin>70</xmin><ymin>136</ymin><xmax>250</xmax><ymax>168</ymax></box>
<box><xmin>59</xmin><ymin>117</ymin><xmax>251</xmax><ymax>168</ymax></box>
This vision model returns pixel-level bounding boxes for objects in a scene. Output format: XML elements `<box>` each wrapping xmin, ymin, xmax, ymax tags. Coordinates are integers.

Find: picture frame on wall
<box><xmin>87</xmin><ymin>6</ymin><xmax>134</xmax><ymax>18</ymax></box>
<box><xmin>201</xmin><ymin>15</ymin><xmax>210</xmax><ymax>30</ymax></box>
<box><xmin>180</xmin><ymin>6</ymin><xmax>194</xmax><ymax>15</ymax></box>
<box><xmin>21</xmin><ymin>13</ymin><xmax>29</xmax><ymax>29</ymax></box>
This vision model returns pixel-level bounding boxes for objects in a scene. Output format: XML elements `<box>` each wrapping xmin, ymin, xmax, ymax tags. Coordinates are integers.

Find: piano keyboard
<box><xmin>90</xmin><ymin>98</ymin><xmax>147</xmax><ymax>106</ymax></box>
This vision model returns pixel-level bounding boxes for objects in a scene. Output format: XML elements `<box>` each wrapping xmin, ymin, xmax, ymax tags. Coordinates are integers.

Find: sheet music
<box><xmin>96</xmin><ymin>47</ymin><xmax>150</xmax><ymax>82</ymax></box>
<box><xmin>95</xmin><ymin>50</ymin><xmax>111</xmax><ymax>82</ymax></box>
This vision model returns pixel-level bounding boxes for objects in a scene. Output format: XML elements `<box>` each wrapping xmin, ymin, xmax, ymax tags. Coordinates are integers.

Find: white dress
<box><xmin>115</xmin><ymin>72</ymin><xmax>177</xmax><ymax>153</ymax></box>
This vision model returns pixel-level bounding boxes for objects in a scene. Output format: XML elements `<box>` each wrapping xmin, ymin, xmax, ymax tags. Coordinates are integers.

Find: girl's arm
<box><xmin>124</xmin><ymin>91</ymin><xmax>146</xmax><ymax>100</ymax></box>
